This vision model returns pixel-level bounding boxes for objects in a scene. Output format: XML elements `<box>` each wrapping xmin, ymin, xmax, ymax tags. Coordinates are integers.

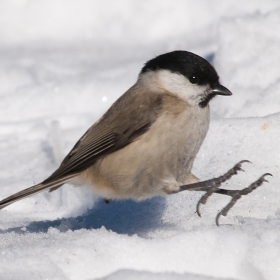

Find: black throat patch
<box><xmin>199</xmin><ymin>92</ymin><xmax>217</xmax><ymax>108</ymax></box>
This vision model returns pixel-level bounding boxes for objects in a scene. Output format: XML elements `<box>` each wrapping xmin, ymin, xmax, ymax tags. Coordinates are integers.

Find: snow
<box><xmin>1</xmin><ymin>1</ymin><xmax>280</xmax><ymax>279</ymax></box>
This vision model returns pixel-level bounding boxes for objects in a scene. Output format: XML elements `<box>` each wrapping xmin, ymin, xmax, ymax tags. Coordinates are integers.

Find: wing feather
<box><xmin>44</xmin><ymin>88</ymin><xmax>163</xmax><ymax>184</ymax></box>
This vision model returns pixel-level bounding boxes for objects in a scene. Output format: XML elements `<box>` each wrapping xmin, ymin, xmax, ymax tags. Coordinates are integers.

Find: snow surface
<box><xmin>1</xmin><ymin>1</ymin><xmax>280</xmax><ymax>279</ymax></box>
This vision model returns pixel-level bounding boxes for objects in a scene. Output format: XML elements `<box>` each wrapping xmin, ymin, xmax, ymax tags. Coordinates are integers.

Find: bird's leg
<box><xmin>177</xmin><ymin>160</ymin><xmax>250</xmax><ymax>194</ymax></box>
<box><xmin>173</xmin><ymin>160</ymin><xmax>271</xmax><ymax>225</ymax></box>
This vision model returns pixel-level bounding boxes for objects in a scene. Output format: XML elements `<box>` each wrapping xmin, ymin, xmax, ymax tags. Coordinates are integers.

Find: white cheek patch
<box><xmin>139</xmin><ymin>70</ymin><xmax>209</xmax><ymax>106</ymax></box>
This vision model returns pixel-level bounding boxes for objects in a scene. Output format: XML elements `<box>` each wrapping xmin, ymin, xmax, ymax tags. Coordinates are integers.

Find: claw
<box><xmin>196</xmin><ymin>198</ymin><xmax>203</xmax><ymax>217</ymax></box>
<box><xmin>259</xmin><ymin>173</ymin><xmax>273</xmax><ymax>182</ymax></box>
<box><xmin>196</xmin><ymin>182</ymin><xmax>220</xmax><ymax>217</ymax></box>
<box><xmin>216</xmin><ymin>212</ymin><xmax>222</xmax><ymax>226</ymax></box>
<box><xmin>261</xmin><ymin>173</ymin><xmax>273</xmax><ymax>179</ymax></box>
<box><xmin>262</xmin><ymin>178</ymin><xmax>268</xmax><ymax>183</ymax></box>
<box><xmin>234</xmin><ymin>160</ymin><xmax>251</xmax><ymax>172</ymax></box>
<box><xmin>238</xmin><ymin>160</ymin><xmax>252</xmax><ymax>164</ymax></box>
<box><xmin>197</xmin><ymin>207</ymin><xmax>201</xmax><ymax>217</ymax></box>
<box><xmin>196</xmin><ymin>194</ymin><xmax>208</xmax><ymax>217</ymax></box>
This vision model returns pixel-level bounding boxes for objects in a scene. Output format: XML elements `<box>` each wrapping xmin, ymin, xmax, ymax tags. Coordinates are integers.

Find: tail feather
<box><xmin>0</xmin><ymin>174</ymin><xmax>77</xmax><ymax>210</ymax></box>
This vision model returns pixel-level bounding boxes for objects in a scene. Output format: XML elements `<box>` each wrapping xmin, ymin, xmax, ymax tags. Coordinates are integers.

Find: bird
<box><xmin>0</xmin><ymin>50</ymin><xmax>271</xmax><ymax>225</ymax></box>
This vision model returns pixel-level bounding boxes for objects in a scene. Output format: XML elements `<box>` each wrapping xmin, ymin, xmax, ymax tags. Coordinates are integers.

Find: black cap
<box><xmin>141</xmin><ymin>50</ymin><xmax>219</xmax><ymax>88</ymax></box>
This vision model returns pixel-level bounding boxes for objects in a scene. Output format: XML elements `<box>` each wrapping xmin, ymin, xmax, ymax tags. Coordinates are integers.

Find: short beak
<box><xmin>212</xmin><ymin>84</ymin><xmax>232</xmax><ymax>96</ymax></box>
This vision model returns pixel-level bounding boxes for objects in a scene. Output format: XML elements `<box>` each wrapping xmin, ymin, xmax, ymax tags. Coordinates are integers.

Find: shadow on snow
<box><xmin>0</xmin><ymin>197</ymin><xmax>167</xmax><ymax>237</ymax></box>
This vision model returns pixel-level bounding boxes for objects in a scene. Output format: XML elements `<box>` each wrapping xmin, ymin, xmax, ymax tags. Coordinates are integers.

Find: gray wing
<box><xmin>0</xmin><ymin>88</ymin><xmax>163</xmax><ymax>209</ymax></box>
<box><xmin>44</xmin><ymin>88</ymin><xmax>163</xmax><ymax>184</ymax></box>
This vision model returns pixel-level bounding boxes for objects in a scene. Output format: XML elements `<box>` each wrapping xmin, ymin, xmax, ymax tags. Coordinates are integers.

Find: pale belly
<box><xmin>81</xmin><ymin>106</ymin><xmax>210</xmax><ymax>200</ymax></box>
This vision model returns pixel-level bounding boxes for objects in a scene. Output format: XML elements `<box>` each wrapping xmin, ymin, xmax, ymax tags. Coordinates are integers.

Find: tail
<box><xmin>0</xmin><ymin>174</ymin><xmax>77</xmax><ymax>210</ymax></box>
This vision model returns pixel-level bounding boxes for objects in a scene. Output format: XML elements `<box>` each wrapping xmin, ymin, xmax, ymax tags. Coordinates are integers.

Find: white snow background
<box><xmin>1</xmin><ymin>1</ymin><xmax>280</xmax><ymax>279</ymax></box>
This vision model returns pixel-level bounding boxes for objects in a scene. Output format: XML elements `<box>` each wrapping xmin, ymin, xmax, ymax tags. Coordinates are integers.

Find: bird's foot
<box><xmin>172</xmin><ymin>160</ymin><xmax>271</xmax><ymax>226</ymax></box>
<box><xmin>196</xmin><ymin>160</ymin><xmax>251</xmax><ymax>217</ymax></box>
<box><xmin>214</xmin><ymin>173</ymin><xmax>272</xmax><ymax>226</ymax></box>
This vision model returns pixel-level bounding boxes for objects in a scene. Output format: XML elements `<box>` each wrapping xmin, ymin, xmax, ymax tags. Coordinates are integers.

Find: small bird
<box><xmin>0</xmin><ymin>50</ymin><xmax>271</xmax><ymax>225</ymax></box>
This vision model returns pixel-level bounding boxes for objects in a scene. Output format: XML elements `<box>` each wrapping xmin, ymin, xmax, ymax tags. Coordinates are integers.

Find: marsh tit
<box><xmin>0</xmin><ymin>51</ymin><xmax>271</xmax><ymax>225</ymax></box>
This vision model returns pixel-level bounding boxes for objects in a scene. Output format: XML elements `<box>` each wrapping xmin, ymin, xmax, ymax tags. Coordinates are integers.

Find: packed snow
<box><xmin>1</xmin><ymin>1</ymin><xmax>280</xmax><ymax>279</ymax></box>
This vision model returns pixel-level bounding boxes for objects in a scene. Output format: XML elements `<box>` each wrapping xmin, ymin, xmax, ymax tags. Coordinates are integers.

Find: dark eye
<box><xmin>189</xmin><ymin>75</ymin><xmax>199</xmax><ymax>84</ymax></box>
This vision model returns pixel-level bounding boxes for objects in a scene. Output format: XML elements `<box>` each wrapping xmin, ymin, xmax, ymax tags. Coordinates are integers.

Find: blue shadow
<box><xmin>0</xmin><ymin>196</ymin><xmax>167</xmax><ymax>237</ymax></box>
